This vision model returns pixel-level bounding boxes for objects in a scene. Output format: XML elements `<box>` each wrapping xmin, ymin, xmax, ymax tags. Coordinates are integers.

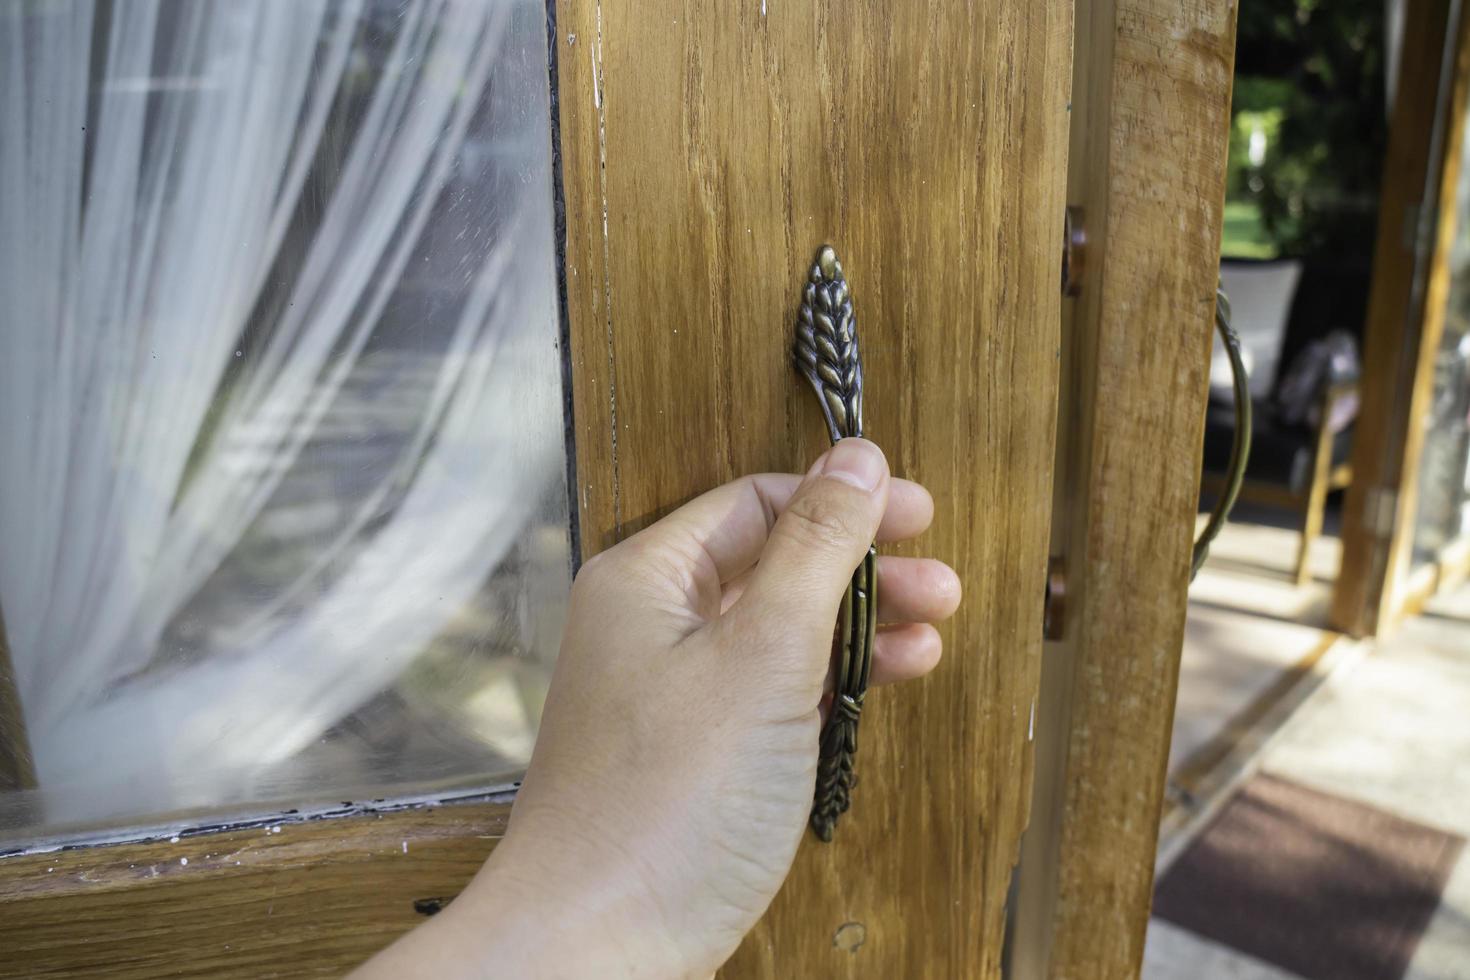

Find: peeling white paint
<box><xmin>590</xmin><ymin>45</ymin><xmax>601</xmax><ymax>110</ymax></box>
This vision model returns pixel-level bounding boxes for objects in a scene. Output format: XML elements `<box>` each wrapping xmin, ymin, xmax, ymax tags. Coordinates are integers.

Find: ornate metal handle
<box><xmin>793</xmin><ymin>245</ymin><xmax>877</xmax><ymax>841</ymax></box>
<box><xmin>1192</xmin><ymin>282</ymin><xmax>1252</xmax><ymax>579</ymax></box>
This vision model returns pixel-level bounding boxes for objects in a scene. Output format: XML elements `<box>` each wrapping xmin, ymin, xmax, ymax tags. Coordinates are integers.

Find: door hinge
<box><xmin>1043</xmin><ymin>555</ymin><xmax>1067</xmax><ymax>640</ymax></box>
<box><xmin>1366</xmin><ymin>487</ymin><xmax>1399</xmax><ymax>538</ymax></box>
<box><xmin>1061</xmin><ymin>206</ymin><xmax>1087</xmax><ymax>297</ymax></box>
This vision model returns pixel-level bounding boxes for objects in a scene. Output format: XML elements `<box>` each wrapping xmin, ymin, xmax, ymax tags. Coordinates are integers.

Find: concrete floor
<box><xmin>1171</xmin><ymin>519</ymin><xmax>1340</xmax><ymax>771</ymax></box>
<box><xmin>1144</xmin><ymin>580</ymin><xmax>1470</xmax><ymax>979</ymax></box>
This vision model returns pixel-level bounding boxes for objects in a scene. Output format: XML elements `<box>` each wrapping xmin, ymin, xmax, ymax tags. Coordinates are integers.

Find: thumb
<box><xmin>728</xmin><ymin>438</ymin><xmax>888</xmax><ymax>656</ymax></box>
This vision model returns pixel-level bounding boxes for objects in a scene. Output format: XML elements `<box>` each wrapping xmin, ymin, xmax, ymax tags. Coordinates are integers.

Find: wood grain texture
<box><xmin>0</xmin><ymin>3</ymin><xmax>1072</xmax><ymax>976</ymax></box>
<box><xmin>0</xmin><ymin>802</ymin><xmax>508</xmax><ymax>978</ymax></box>
<box><xmin>0</xmin><ymin>612</ymin><xmax>37</xmax><ymax>791</ymax></box>
<box><xmin>553</xmin><ymin>1</ymin><xmax>1072</xmax><ymax>976</ymax></box>
<box><xmin>1332</xmin><ymin>0</ymin><xmax>1466</xmax><ymax>637</ymax></box>
<box><xmin>1009</xmin><ymin>0</ymin><xmax>1238</xmax><ymax>977</ymax></box>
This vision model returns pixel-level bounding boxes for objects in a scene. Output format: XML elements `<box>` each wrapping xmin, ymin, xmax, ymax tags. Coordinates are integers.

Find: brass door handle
<box><xmin>793</xmin><ymin>246</ymin><xmax>877</xmax><ymax>841</ymax></box>
<box><xmin>1191</xmin><ymin>282</ymin><xmax>1252</xmax><ymax>579</ymax></box>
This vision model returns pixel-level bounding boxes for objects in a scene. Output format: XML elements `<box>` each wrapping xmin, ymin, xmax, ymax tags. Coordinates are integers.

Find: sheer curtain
<box><xmin>0</xmin><ymin>0</ymin><xmax>567</xmax><ymax>824</ymax></box>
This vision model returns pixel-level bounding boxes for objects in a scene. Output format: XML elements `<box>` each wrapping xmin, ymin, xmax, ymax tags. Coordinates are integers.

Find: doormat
<box><xmin>1152</xmin><ymin>772</ymin><xmax>1464</xmax><ymax>980</ymax></box>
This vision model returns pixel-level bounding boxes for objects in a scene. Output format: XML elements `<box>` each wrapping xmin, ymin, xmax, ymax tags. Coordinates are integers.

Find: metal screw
<box><xmin>1044</xmin><ymin>555</ymin><xmax>1067</xmax><ymax>640</ymax></box>
<box><xmin>1062</xmin><ymin>206</ymin><xmax>1087</xmax><ymax>297</ymax></box>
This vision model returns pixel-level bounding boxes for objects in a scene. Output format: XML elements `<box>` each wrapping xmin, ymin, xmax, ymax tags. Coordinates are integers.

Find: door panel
<box><xmin>555</xmin><ymin>2</ymin><xmax>1072</xmax><ymax>975</ymax></box>
<box><xmin>1010</xmin><ymin>0</ymin><xmax>1240</xmax><ymax>975</ymax></box>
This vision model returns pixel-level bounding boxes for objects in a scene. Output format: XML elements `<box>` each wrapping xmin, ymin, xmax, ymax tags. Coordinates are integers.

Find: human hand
<box><xmin>357</xmin><ymin>438</ymin><xmax>959</xmax><ymax>978</ymax></box>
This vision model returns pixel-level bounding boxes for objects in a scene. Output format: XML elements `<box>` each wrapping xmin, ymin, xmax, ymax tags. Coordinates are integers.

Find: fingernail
<box><xmin>820</xmin><ymin>438</ymin><xmax>885</xmax><ymax>493</ymax></box>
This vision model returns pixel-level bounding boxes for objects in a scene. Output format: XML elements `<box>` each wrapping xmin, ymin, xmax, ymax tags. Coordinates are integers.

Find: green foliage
<box><xmin>1221</xmin><ymin>201</ymin><xmax>1281</xmax><ymax>259</ymax></box>
<box><xmin>1224</xmin><ymin>0</ymin><xmax>1387</xmax><ymax>260</ymax></box>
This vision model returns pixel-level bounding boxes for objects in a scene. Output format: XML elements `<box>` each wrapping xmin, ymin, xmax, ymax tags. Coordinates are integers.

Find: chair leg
<box><xmin>1296</xmin><ymin>476</ymin><xmax>1329</xmax><ymax>587</ymax></box>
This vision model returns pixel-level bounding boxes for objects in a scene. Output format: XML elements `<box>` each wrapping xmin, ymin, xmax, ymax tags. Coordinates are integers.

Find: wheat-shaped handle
<box><xmin>793</xmin><ymin>245</ymin><xmax>876</xmax><ymax>842</ymax></box>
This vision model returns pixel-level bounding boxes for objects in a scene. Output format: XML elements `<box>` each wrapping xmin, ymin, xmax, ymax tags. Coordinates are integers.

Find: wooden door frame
<box><xmin>0</xmin><ymin>798</ymin><xmax>513</xmax><ymax>978</ymax></box>
<box><xmin>1332</xmin><ymin>0</ymin><xmax>1470</xmax><ymax>638</ymax></box>
<box><xmin>0</xmin><ymin>2</ymin><xmax>1241</xmax><ymax>978</ymax></box>
<box><xmin>2</xmin><ymin>0</ymin><xmax>1073</xmax><ymax>975</ymax></box>
<box><xmin>1009</xmin><ymin>0</ymin><xmax>1239</xmax><ymax>976</ymax></box>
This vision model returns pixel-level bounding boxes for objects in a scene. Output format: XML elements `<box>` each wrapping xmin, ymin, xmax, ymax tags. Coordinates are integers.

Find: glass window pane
<box><xmin>0</xmin><ymin>0</ymin><xmax>571</xmax><ymax>846</ymax></box>
<box><xmin>1413</xmin><ymin>111</ymin><xmax>1470</xmax><ymax>567</ymax></box>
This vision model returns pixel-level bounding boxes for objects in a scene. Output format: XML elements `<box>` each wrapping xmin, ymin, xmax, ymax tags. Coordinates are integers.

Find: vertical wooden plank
<box><xmin>1009</xmin><ymin>0</ymin><xmax>1239</xmax><ymax>977</ymax></box>
<box><xmin>1333</xmin><ymin>0</ymin><xmax>1470</xmax><ymax>637</ymax></box>
<box><xmin>554</xmin><ymin>1</ymin><xmax>1072</xmax><ymax>975</ymax></box>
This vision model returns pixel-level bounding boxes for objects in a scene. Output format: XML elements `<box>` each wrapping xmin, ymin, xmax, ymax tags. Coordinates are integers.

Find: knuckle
<box><xmin>574</xmin><ymin>537</ymin><xmax>681</xmax><ymax>604</ymax></box>
<box><xmin>572</xmin><ymin>548</ymin><xmax>621</xmax><ymax>595</ymax></box>
<box><xmin>781</xmin><ymin>489</ymin><xmax>862</xmax><ymax>552</ymax></box>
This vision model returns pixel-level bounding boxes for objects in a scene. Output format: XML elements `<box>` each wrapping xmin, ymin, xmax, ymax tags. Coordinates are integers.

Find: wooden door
<box><xmin>555</xmin><ymin>1</ymin><xmax>1072</xmax><ymax>975</ymax></box>
<box><xmin>0</xmin><ymin>1</ymin><xmax>1082</xmax><ymax>976</ymax></box>
<box><xmin>0</xmin><ymin>0</ymin><xmax>1260</xmax><ymax>973</ymax></box>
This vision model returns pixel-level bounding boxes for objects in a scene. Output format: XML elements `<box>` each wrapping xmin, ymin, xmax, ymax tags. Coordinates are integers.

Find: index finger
<box><xmin>642</xmin><ymin>470</ymin><xmax>934</xmax><ymax>585</ymax></box>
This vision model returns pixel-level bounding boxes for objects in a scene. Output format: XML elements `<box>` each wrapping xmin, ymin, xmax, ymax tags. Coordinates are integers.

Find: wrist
<box><xmin>451</xmin><ymin>830</ymin><xmax>702</xmax><ymax>978</ymax></box>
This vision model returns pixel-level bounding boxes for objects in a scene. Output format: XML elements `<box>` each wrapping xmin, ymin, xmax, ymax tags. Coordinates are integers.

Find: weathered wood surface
<box><xmin>0</xmin><ymin>2</ymin><xmax>1074</xmax><ymax>976</ymax></box>
<box><xmin>0</xmin><ymin>803</ymin><xmax>508</xmax><ymax>978</ymax></box>
<box><xmin>1009</xmin><ymin>0</ymin><xmax>1240</xmax><ymax>977</ymax></box>
<box><xmin>554</xmin><ymin>2</ymin><xmax>1072</xmax><ymax>975</ymax></box>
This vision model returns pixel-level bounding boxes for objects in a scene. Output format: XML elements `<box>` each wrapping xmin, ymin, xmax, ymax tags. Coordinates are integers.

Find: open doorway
<box><xmin>1167</xmin><ymin>0</ymin><xmax>1388</xmax><ymax>833</ymax></box>
<box><xmin>1149</xmin><ymin>1</ymin><xmax>1470</xmax><ymax>976</ymax></box>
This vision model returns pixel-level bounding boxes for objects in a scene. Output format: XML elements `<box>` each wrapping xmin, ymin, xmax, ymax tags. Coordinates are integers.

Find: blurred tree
<box><xmin>1226</xmin><ymin>0</ymin><xmax>1387</xmax><ymax>260</ymax></box>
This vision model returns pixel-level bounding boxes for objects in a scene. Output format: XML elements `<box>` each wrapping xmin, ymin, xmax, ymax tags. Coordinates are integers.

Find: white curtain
<box><xmin>0</xmin><ymin>0</ymin><xmax>565</xmax><ymax>820</ymax></box>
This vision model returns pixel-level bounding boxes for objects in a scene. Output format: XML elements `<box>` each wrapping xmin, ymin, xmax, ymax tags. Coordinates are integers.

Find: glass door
<box><xmin>1411</xmin><ymin>115</ymin><xmax>1470</xmax><ymax>569</ymax></box>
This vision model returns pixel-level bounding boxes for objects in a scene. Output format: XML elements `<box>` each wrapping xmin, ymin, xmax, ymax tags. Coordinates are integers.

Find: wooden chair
<box><xmin>1201</xmin><ymin>381</ymin><xmax>1357</xmax><ymax>586</ymax></box>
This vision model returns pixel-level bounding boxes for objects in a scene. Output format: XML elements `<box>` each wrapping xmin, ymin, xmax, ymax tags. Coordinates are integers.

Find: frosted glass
<box><xmin>0</xmin><ymin>0</ymin><xmax>571</xmax><ymax>847</ymax></box>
